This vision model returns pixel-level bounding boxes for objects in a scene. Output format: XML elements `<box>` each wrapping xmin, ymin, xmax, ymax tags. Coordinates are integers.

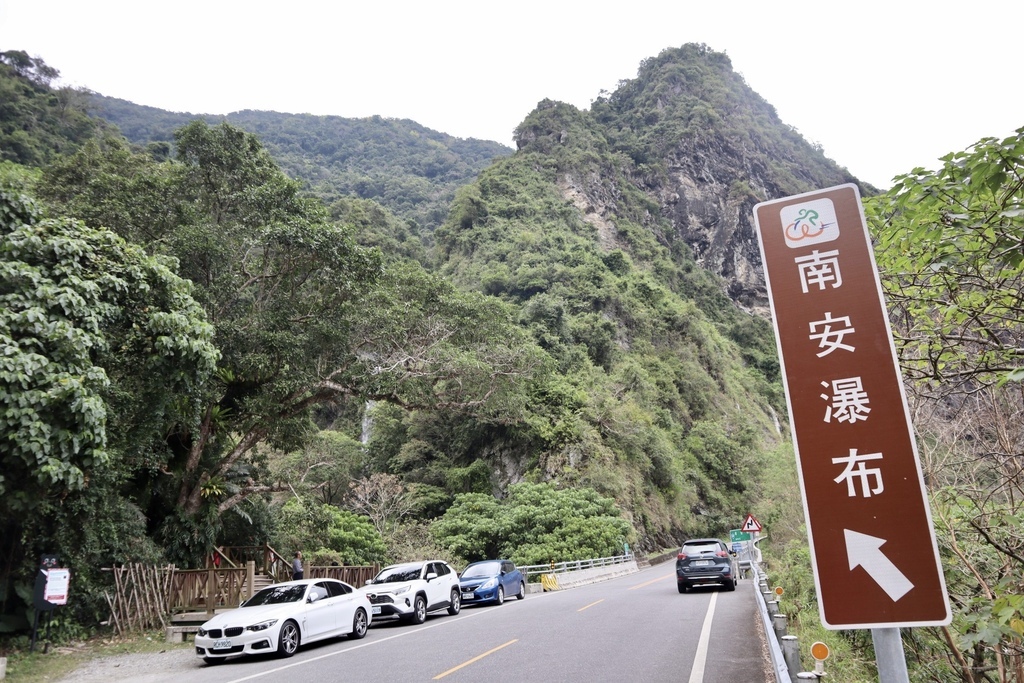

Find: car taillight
<box><xmin>716</xmin><ymin>550</ymin><xmax>728</xmax><ymax>558</ymax></box>
<box><xmin>677</xmin><ymin>553</ymin><xmax>687</xmax><ymax>560</ymax></box>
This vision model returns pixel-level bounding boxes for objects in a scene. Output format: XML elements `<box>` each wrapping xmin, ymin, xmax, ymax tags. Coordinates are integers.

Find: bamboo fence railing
<box><xmin>102</xmin><ymin>559</ymin><xmax>380</xmax><ymax>633</ymax></box>
<box><xmin>102</xmin><ymin>563</ymin><xmax>175</xmax><ymax>635</ymax></box>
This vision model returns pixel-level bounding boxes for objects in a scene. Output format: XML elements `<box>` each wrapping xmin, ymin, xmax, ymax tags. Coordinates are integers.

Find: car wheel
<box><xmin>276</xmin><ymin>620</ymin><xmax>300</xmax><ymax>657</ymax></box>
<box><xmin>678</xmin><ymin>583</ymin><xmax>687</xmax><ymax>594</ymax></box>
<box><xmin>725</xmin><ymin>577</ymin><xmax>737</xmax><ymax>592</ymax></box>
<box><xmin>409</xmin><ymin>594</ymin><xmax>427</xmax><ymax>624</ymax></box>
<box><xmin>350</xmin><ymin>608</ymin><xmax>368</xmax><ymax>639</ymax></box>
<box><xmin>447</xmin><ymin>588</ymin><xmax>461</xmax><ymax>615</ymax></box>
<box><xmin>495</xmin><ymin>586</ymin><xmax>505</xmax><ymax>606</ymax></box>
<box><xmin>516</xmin><ymin>580</ymin><xmax>526</xmax><ymax>600</ymax></box>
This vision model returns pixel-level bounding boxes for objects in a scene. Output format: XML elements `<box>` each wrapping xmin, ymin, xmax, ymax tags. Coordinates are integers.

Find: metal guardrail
<box><xmin>518</xmin><ymin>553</ymin><xmax>635</xmax><ymax>581</ymax></box>
<box><xmin>752</xmin><ymin>561</ymin><xmax>793</xmax><ymax>683</ymax></box>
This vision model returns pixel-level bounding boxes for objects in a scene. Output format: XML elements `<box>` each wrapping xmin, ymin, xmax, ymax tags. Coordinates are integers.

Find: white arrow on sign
<box><xmin>844</xmin><ymin>529</ymin><xmax>914</xmax><ymax>601</ymax></box>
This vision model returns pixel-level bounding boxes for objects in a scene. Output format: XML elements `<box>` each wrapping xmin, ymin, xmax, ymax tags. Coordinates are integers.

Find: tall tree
<box><xmin>866</xmin><ymin>128</ymin><xmax>1024</xmax><ymax>680</ymax></box>
<box><xmin>37</xmin><ymin>121</ymin><xmax>543</xmax><ymax>564</ymax></box>
<box><xmin>347</xmin><ymin>473</ymin><xmax>415</xmax><ymax>538</ymax></box>
<box><xmin>432</xmin><ymin>482</ymin><xmax>634</xmax><ymax>565</ymax></box>
<box><xmin>866</xmin><ymin>127</ymin><xmax>1024</xmax><ymax>393</ymax></box>
<box><xmin>0</xmin><ymin>177</ymin><xmax>218</xmax><ymax>515</ymax></box>
<box><xmin>1</xmin><ymin>171</ymin><xmax>219</xmax><ymax>625</ymax></box>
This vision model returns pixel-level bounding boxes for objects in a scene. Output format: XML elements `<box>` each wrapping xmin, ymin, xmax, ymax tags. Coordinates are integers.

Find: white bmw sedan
<box><xmin>195</xmin><ymin>578</ymin><xmax>371</xmax><ymax>663</ymax></box>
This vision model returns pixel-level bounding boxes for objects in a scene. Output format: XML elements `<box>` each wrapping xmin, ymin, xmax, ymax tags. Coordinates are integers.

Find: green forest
<box><xmin>2</xmin><ymin>44</ymin><xmax>1023</xmax><ymax>681</ymax></box>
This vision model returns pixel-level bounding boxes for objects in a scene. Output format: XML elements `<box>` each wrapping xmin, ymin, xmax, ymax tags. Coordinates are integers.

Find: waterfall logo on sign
<box><xmin>781</xmin><ymin>198</ymin><xmax>839</xmax><ymax>248</ymax></box>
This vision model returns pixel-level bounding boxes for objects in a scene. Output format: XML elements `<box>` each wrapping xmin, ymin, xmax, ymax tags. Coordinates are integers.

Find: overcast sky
<box><xmin>3</xmin><ymin>0</ymin><xmax>1021</xmax><ymax>190</ymax></box>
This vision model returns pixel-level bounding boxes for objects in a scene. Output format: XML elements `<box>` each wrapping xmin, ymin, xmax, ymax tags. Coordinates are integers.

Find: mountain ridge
<box><xmin>87</xmin><ymin>94</ymin><xmax>514</xmax><ymax>234</ymax></box>
<box><xmin>4</xmin><ymin>42</ymin><xmax>834</xmax><ymax>550</ymax></box>
<box><xmin>80</xmin><ymin>44</ymin><xmax>846</xmax><ymax>543</ymax></box>
<box><xmin>516</xmin><ymin>44</ymin><xmax>875</xmax><ymax>314</ymax></box>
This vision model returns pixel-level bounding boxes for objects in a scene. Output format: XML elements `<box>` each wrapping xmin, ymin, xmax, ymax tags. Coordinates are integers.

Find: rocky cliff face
<box><xmin>654</xmin><ymin>144</ymin><xmax>847</xmax><ymax>316</ymax></box>
<box><xmin>658</xmin><ymin>153</ymin><xmax>768</xmax><ymax>315</ymax></box>
<box><xmin>518</xmin><ymin>44</ymin><xmax>872</xmax><ymax>319</ymax></box>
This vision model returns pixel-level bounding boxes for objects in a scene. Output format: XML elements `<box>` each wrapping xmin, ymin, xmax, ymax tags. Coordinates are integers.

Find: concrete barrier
<box><xmin>166</xmin><ymin>624</ymin><xmax>200</xmax><ymax>643</ymax></box>
<box><xmin>540</xmin><ymin>573</ymin><xmax>561</xmax><ymax>591</ymax></box>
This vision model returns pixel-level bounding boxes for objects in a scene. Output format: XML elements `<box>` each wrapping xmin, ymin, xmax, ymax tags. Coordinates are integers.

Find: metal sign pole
<box><xmin>872</xmin><ymin>628</ymin><xmax>909</xmax><ymax>682</ymax></box>
<box><xmin>29</xmin><ymin>609</ymin><xmax>40</xmax><ymax>652</ymax></box>
<box><xmin>43</xmin><ymin>610</ymin><xmax>53</xmax><ymax>654</ymax></box>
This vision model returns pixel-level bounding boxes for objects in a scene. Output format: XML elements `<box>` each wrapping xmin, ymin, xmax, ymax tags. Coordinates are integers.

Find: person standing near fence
<box><xmin>292</xmin><ymin>551</ymin><xmax>303</xmax><ymax>580</ymax></box>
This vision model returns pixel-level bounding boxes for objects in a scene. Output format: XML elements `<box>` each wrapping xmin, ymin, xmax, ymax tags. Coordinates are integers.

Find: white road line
<box><xmin>223</xmin><ymin>607</ymin><xmax>496</xmax><ymax>683</ymax></box>
<box><xmin>687</xmin><ymin>592</ymin><xmax>719</xmax><ymax>683</ymax></box>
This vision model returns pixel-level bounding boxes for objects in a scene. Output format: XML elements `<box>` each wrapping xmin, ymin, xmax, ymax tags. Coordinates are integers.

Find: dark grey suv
<box><xmin>675</xmin><ymin>538</ymin><xmax>738</xmax><ymax>593</ymax></box>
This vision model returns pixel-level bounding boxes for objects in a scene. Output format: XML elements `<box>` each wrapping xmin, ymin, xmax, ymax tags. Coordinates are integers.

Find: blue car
<box><xmin>459</xmin><ymin>560</ymin><xmax>526</xmax><ymax>605</ymax></box>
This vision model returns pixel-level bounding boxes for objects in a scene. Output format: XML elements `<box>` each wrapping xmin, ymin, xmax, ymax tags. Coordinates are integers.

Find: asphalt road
<box><xmin>60</xmin><ymin>563</ymin><xmax>770</xmax><ymax>683</ymax></box>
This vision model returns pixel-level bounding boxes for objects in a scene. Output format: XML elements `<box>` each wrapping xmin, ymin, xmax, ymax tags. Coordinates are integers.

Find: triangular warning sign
<box><xmin>741</xmin><ymin>514</ymin><xmax>762</xmax><ymax>532</ymax></box>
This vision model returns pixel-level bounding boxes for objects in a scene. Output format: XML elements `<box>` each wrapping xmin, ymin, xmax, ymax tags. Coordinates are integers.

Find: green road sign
<box><xmin>730</xmin><ymin>529</ymin><xmax>752</xmax><ymax>543</ymax></box>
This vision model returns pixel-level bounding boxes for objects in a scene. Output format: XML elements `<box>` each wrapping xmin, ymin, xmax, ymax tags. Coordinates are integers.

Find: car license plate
<box><xmin>372</xmin><ymin>606</ymin><xmax>381</xmax><ymax>615</ymax></box>
<box><xmin>462</xmin><ymin>592</ymin><xmax>474</xmax><ymax>600</ymax></box>
<box><xmin>693</xmin><ymin>560</ymin><xmax>712</xmax><ymax>566</ymax></box>
<box><xmin>212</xmin><ymin>638</ymin><xmax>232</xmax><ymax>650</ymax></box>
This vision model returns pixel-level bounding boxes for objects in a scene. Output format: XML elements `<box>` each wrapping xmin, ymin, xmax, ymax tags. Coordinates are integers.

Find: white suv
<box><xmin>362</xmin><ymin>561</ymin><xmax>461</xmax><ymax>624</ymax></box>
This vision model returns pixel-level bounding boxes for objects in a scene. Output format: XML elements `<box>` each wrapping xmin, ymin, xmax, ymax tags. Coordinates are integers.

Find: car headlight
<box><xmin>246</xmin><ymin>619</ymin><xmax>279</xmax><ymax>632</ymax></box>
<box><xmin>481</xmin><ymin>578</ymin><xmax>498</xmax><ymax>590</ymax></box>
<box><xmin>197</xmin><ymin>627</ymin><xmax>208</xmax><ymax>637</ymax></box>
<box><xmin>393</xmin><ymin>585</ymin><xmax>410</xmax><ymax>595</ymax></box>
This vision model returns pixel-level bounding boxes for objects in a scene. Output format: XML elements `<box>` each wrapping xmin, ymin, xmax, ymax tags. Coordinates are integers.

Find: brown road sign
<box><xmin>753</xmin><ymin>184</ymin><xmax>950</xmax><ymax>629</ymax></box>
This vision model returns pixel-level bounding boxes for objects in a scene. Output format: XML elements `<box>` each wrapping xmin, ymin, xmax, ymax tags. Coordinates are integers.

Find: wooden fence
<box><xmin>214</xmin><ymin>545</ymin><xmax>293</xmax><ymax>584</ymax></box>
<box><xmin>308</xmin><ymin>564</ymin><xmax>379</xmax><ymax>587</ymax></box>
<box><xmin>102</xmin><ymin>563</ymin><xmax>175</xmax><ymax>635</ymax></box>
<box><xmin>167</xmin><ymin>563</ymin><xmax>255</xmax><ymax>615</ymax></box>
<box><xmin>103</xmin><ymin>561</ymin><xmax>381</xmax><ymax>632</ymax></box>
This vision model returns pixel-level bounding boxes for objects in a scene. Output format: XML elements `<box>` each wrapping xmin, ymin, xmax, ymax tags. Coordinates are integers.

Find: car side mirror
<box><xmin>308</xmin><ymin>593</ymin><xmax>320</xmax><ymax>604</ymax></box>
<box><xmin>365</xmin><ymin>579</ymin><xmax>374</xmax><ymax>585</ymax></box>
<box><xmin>425</xmin><ymin>572</ymin><xmax>438</xmax><ymax>581</ymax></box>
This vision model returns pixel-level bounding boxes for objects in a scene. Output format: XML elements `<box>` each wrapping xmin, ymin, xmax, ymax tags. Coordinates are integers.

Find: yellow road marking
<box><xmin>577</xmin><ymin>599</ymin><xmax>605</xmax><ymax>612</ymax></box>
<box><xmin>433</xmin><ymin>639</ymin><xmax>518</xmax><ymax>680</ymax></box>
<box><xmin>629</xmin><ymin>573</ymin><xmax>674</xmax><ymax>590</ymax></box>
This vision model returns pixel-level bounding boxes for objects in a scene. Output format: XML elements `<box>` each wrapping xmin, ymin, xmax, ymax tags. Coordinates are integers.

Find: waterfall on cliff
<box><xmin>360</xmin><ymin>400</ymin><xmax>376</xmax><ymax>446</ymax></box>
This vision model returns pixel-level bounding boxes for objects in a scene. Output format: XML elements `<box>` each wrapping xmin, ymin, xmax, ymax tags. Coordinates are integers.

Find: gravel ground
<box><xmin>56</xmin><ymin>646</ymin><xmax>196</xmax><ymax>683</ymax></box>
